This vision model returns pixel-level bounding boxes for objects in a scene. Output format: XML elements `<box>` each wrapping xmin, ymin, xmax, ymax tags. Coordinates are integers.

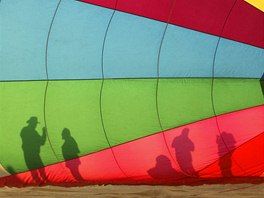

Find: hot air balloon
<box><xmin>0</xmin><ymin>0</ymin><xmax>263</xmax><ymax>187</ymax></box>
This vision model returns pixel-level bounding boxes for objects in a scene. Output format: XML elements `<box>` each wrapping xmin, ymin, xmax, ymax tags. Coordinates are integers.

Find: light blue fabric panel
<box><xmin>48</xmin><ymin>1</ymin><xmax>113</xmax><ymax>80</ymax></box>
<box><xmin>0</xmin><ymin>0</ymin><xmax>59</xmax><ymax>81</ymax></box>
<box><xmin>103</xmin><ymin>12</ymin><xmax>166</xmax><ymax>78</ymax></box>
<box><xmin>215</xmin><ymin>39</ymin><xmax>264</xmax><ymax>78</ymax></box>
<box><xmin>159</xmin><ymin>25</ymin><xmax>218</xmax><ymax>78</ymax></box>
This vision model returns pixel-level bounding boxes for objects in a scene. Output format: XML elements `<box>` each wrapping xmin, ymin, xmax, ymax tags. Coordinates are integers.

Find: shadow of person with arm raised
<box><xmin>172</xmin><ymin>128</ymin><xmax>196</xmax><ymax>176</ymax></box>
<box><xmin>20</xmin><ymin>116</ymin><xmax>47</xmax><ymax>183</ymax></box>
<box><xmin>61</xmin><ymin>128</ymin><xmax>83</xmax><ymax>182</ymax></box>
<box><xmin>216</xmin><ymin>131</ymin><xmax>236</xmax><ymax>177</ymax></box>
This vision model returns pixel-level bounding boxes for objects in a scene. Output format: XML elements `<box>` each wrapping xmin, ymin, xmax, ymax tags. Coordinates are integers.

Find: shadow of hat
<box><xmin>27</xmin><ymin>116</ymin><xmax>40</xmax><ymax>124</ymax></box>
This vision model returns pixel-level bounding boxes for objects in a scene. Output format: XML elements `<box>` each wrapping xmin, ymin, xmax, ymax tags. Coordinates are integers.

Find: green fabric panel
<box><xmin>0</xmin><ymin>82</ymin><xmax>57</xmax><ymax>174</ymax></box>
<box><xmin>158</xmin><ymin>78</ymin><xmax>215</xmax><ymax>130</ymax></box>
<box><xmin>102</xmin><ymin>79</ymin><xmax>161</xmax><ymax>146</ymax></box>
<box><xmin>46</xmin><ymin>80</ymin><xmax>109</xmax><ymax>161</ymax></box>
<box><xmin>213</xmin><ymin>78</ymin><xmax>264</xmax><ymax>115</ymax></box>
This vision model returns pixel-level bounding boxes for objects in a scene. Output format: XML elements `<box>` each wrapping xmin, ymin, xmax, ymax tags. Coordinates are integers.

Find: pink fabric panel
<box><xmin>217</xmin><ymin>105</ymin><xmax>264</xmax><ymax>150</ymax></box>
<box><xmin>75</xmin><ymin>149</ymin><xmax>126</xmax><ymax>181</ymax></box>
<box><xmin>0</xmin><ymin>149</ymin><xmax>126</xmax><ymax>186</ymax></box>
<box><xmin>0</xmin><ymin>162</ymin><xmax>74</xmax><ymax>187</ymax></box>
<box><xmin>164</xmin><ymin>118</ymin><xmax>223</xmax><ymax>176</ymax></box>
<box><xmin>199</xmin><ymin>131</ymin><xmax>264</xmax><ymax>177</ymax></box>
<box><xmin>112</xmin><ymin>133</ymin><xmax>184</xmax><ymax>180</ymax></box>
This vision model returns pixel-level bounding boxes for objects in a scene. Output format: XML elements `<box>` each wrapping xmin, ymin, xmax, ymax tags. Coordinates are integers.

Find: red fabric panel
<box><xmin>116</xmin><ymin>0</ymin><xmax>175</xmax><ymax>22</ymax></box>
<box><xmin>198</xmin><ymin>105</ymin><xmax>264</xmax><ymax>177</ymax></box>
<box><xmin>0</xmin><ymin>163</ymin><xmax>74</xmax><ymax>187</ymax></box>
<box><xmin>171</xmin><ymin>0</ymin><xmax>264</xmax><ymax>48</ymax></box>
<box><xmin>1</xmin><ymin>105</ymin><xmax>263</xmax><ymax>186</ymax></box>
<box><xmin>80</xmin><ymin>0</ymin><xmax>264</xmax><ymax>48</ymax></box>
<box><xmin>164</xmin><ymin>105</ymin><xmax>264</xmax><ymax>177</ymax></box>
<box><xmin>0</xmin><ymin>150</ymin><xmax>126</xmax><ymax>187</ymax></box>
<box><xmin>233</xmin><ymin>132</ymin><xmax>264</xmax><ymax>176</ymax></box>
<box><xmin>77</xmin><ymin>149</ymin><xmax>125</xmax><ymax>181</ymax></box>
<box><xmin>112</xmin><ymin>133</ymin><xmax>185</xmax><ymax>180</ymax></box>
<box><xmin>199</xmin><ymin>131</ymin><xmax>264</xmax><ymax>177</ymax></box>
<box><xmin>79</xmin><ymin>0</ymin><xmax>116</xmax><ymax>9</ymax></box>
<box><xmin>164</xmin><ymin>119</ymin><xmax>223</xmax><ymax>177</ymax></box>
<box><xmin>221</xmin><ymin>0</ymin><xmax>264</xmax><ymax>49</ymax></box>
<box><xmin>171</xmin><ymin>0</ymin><xmax>236</xmax><ymax>37</ymax></box>
<box><xmin>217</xmin><ymin>105</ymin><xmax>264</xmax><ymax>150</ymax></box>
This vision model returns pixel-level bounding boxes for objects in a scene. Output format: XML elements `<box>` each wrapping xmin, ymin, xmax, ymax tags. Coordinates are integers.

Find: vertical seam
<box><xmin>211</xmin><ymin>0</ymin><xmax>247</xmax><ymax>175</ymax></box>
<box><xmin>197</xmin><ymin>130</ymin><xmax>264</xmax><ymax>175</ymax></box>
<box><xmin>44</xmin><ymin>0</ymin><xmax>71</xmax><ymax>180</ymax></box>
<box><xmin>155</xmin><ymin>0</ymin><xmax>190</xmax><ymax>177</ymax></box>
<box><xmin>99</xmin><ymin>0</ymin><xmax>128</xmax><ymax>178</ymax></box>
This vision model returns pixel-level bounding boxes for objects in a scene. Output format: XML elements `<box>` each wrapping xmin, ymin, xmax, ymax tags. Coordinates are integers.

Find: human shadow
<box><xmin>20</xmin><ymin>116</ymin><xmax>47</xmax><ymax>183</ymax></box>
<box><xmin>216</xmin><ymin>132</ymin><xmax>236</xmax><ymax>177</ymax></box>
<box><xmin>172</xmin><ymin>128</ymin><xmax>196</xmax><ymax>176</ymax></box>
<box><xmin>148</xmin><ymin>155</ymin><xmax>178</xmax><ymax>179</ymax></box>
<box><xmin>61</xmin><ymin>128</ymin><xmax>83</xmax><ymax>181</ymax></box>
<box><xmin>260</xmin><ymin>73</ymin><xmax>264</xmax><ymax>96</ymax></box>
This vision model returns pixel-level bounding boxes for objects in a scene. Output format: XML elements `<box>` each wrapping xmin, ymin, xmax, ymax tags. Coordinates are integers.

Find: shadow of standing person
<box><xmin>148</xmin><ymin>155</ymin><xmax>178</xmax><ymax>179</ymax></box>
<box><xmin>216</xmin><ymin>132</ymin><xmax>236</xmax><ymax>177</ymax></box>
<box><xmin>172</xmin><ymin>128</ymin><xmax>196</xmax><ymax>176</ymax></box>
<box><xmin>61</xmin><ymin>128</ymin><xmax>83</xmax><ymax>181</ymax></box>
<box><xmin>20</xmin><ymin>116</ymin><xmax>47</xmax><ymax>183</ymax></box>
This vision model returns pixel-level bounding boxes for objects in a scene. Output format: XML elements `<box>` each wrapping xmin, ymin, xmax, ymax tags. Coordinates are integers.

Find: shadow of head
<box><xmin>62</xmin><ymin>128</ymin><xmax>71</xmax><ymax>140</ymax></box>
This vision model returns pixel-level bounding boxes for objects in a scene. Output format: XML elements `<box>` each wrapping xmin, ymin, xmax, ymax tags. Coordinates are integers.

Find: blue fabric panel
<box><xmin>159</xmin><ymin>25</ymin><xmax>218</xmax><ymax>78</ymax></box>
<box><xmin>48</xmin><ymin>1</ymin><xmax>113</xmax><ymax>80</ymax></box>
<box><xmin>0</xmin><ymin>0</ymin><xmax>59</xmax><ymax>81</ymax></box>
<box><xmin>103</xmin><ymin>12</ymin><xmax>165</xmax><ymax>78</ymax></box>
<box><xmin>215</xmin><ymin>39</ymin><xmax>264</xmax><ymax>78</ymax></box>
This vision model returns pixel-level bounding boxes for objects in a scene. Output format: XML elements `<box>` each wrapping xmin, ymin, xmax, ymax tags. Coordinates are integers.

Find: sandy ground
<box><xmin>1</xmin><ymin>184</ymin><xmax>264</xmax><ymax>198</ymax></box>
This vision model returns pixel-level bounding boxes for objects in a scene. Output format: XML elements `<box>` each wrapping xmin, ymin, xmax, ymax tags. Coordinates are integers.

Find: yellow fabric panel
<box><xmin>244</xmin><ymin>0</ymin><xmax>264</xmax><ymax>12</ymax></box>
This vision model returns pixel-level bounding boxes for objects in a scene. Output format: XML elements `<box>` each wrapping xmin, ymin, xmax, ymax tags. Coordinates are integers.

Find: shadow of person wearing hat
<box><xmin>20</xmin><ymin>116</ymin><xmax>47</xmax><ymax>184</ymax></box>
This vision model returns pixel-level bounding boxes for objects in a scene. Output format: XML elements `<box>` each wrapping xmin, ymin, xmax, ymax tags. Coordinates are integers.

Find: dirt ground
<box><xmin>1</xmin><ymin>184</ymin><xmax>264</xmax><ymax>198</ymax></box>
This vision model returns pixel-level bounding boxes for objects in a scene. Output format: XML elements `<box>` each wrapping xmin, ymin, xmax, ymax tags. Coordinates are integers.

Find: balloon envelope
<box><xmin>0</xmin><ymin>0</ymin><xmax>263</xmax><ymax>187</ymax></box>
